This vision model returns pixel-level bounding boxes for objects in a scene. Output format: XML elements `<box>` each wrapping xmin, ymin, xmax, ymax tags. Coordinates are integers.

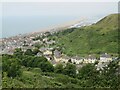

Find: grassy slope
<box><xmin>2</xmin><ymin>67</ymin><xmax>84</xmax><ymax>88</ymax></box>
<box><xmin>57</xmin><ymin>14</ymin><xmax>119</xmax><ymax>57</ymax></box>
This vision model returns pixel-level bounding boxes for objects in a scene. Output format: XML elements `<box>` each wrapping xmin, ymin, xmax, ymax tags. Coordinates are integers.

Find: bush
<box><xmin>3</xmin><ymin>58</ymin><xmax>21</xmax><ymax>78</ymax></box>
<box><xmin>77</xmin><ymin>64</ymin><xmax>97</xmax><ymax>80</ymax></box>
<box><xmin>39</xmin><ymin>61</ymin><xmax>54</xmax><ymax>72</ymax></box>
<box><xmin>24</xmin><ymin>49</ymin><xmax>33</xmax><ymax>56</ymax></box>
<box><xmin>54</xmin><ymin>63</ymin><xmax>64</xmax><ymax>74</ymax></box>
<box><xmin>63</xmin><ymin>63</ymin><xmax>76</xmax><ymax>77</ymax></box>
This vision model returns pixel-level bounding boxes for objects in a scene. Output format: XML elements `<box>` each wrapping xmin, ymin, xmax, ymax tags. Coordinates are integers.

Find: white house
<box><xmin>83</xmin><ymin>55</ymin><xmax>96</xmax><ymax>63</ymax></box>
<box><xmin>100</xmin><ymin>53</ymin><xmax>112</xmax><ymax>62</ymax></box>
<box><xmin>71</xmin><ymin>56</ymin><xmax>83</xmax><ymax>64</ymax></box>
<box><xmin>43</xmin><ymin>50</ymin><xmax>52</xmax><ymax>56</ymax></box>
<box><xmin>43</xmin><ymin>50</ymin><xmax>53</xmax><ymax>61</ymax></box>
<box><xmin>61</xmin><ymin>55</ymin><xmax>70</xmax><ymax>63</ymax></box>
<box><xmin>36</xmin><ymin>52</ymin><xmax>43</xmax><ymax>57</ymax></box>
<box><xmin>53</xmin><ymin>50</ymin><xmax>62</xmax><ymax>62</ymax></box>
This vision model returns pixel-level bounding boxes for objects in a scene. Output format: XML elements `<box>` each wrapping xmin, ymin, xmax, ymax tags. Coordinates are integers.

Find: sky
<box><xmin>0</xmin><ymin>0</ymin><xmax>119</xmax><ymax>2</ymax></box>
<box><xmin>0</xmin><ymin>1</ymin><xmax>119</xmax><ymax>38</ymax></box>
<box><xmin>1</xmin><ymin>2</ymin><xmax>118</xmax><ymax>17</ymax></box>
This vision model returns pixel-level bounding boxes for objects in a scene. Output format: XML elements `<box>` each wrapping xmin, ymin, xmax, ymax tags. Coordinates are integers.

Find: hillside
<box><xmin>2</xmin><ymin>14</ymin><xmax>120</xmax><ymax>89</ymax></box>
<box><xmin>56</xmin><ymin>14</ymin><xmax>119</xmax><ymax>57</ymax></box>
<box><xmin>2</xmin><ymin>67</ymin><xmax>83</xmax><ymax>88</ymax></box>
<box><xmin>2</xmin><ymin>53</ymin><xmax>120</xmax><ymax>88</ymax></box>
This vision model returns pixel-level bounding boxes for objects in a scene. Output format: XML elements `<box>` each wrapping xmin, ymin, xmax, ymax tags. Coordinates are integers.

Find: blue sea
<box><xmin>2</xmin><ymin>15</ymin><xmax>102</xmax><ymax>38</ymax></box>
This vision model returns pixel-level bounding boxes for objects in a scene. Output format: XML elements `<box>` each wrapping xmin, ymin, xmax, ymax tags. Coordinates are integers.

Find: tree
<box><xmin>3</xmin><ymin>58</ymin><xmax>21</xmax><ymax>78</ymax></box>
<box><xmin>32</xmin><ymin>48</ymin><xmax>40</xmax><ymax>55</ymax></box>
<box><xmin>32</xmin><ymin>56</ymin><xmax>47</xmax><ymax>67</ymax></box>
<box><xmin>101</xmin><ymin>60</ymin><xmax>120</xmax><ymax>88</ymax></box>
<box><xmin>2</xmin><ymin>54</ymin><xmax>13</xmax><ymax>72</ymax></box>
<box><xmin>21</xmin><ymin>55</ymin><xmax>34</xmax><ymax>67</ymax></box>
<box><xmin>39</xmin><ymin>61</ymin><xmax>54</xmax><ymax>72</ymax></box>
<box><xmin>54</xmin><ymin>63</ymin><xmax>64</xmax><ymax>74</ymax></box>
<box><xmin>77</xmin><ymin>63</ymin><xmax>101</xmax><ymax>87</ymax></box>
<box><xmin>63</xmin><ymin>63</ymin><xmax>76</xmax><ymax>77</ymax></box>
<box><xmin>13</xmin><ymin>48</ymin><xmax>23</xmax><ymax>59</ymax></box>
<box><xmin>77</xmin><ymin>64</ymin><xmax>97</xmax><ymax>80</ymax></box>
<box><xmin>24</xmin><ymin>49</ymin><xmax>33</xmax><ymax>56</ymax></box>
<box><xmin>34</xmin><ymin>43</ymin><xmax>43</xmax><ymax>49</ymax></box>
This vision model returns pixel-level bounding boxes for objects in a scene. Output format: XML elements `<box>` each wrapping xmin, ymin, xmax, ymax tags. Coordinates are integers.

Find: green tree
<box><xmin>77</xmin><ymin>64</ymin><xmax>97</xmax><ymax>79</ymax></box>
<box><xmin>24</xmin><ymin>49</ymin><xmax>33</xmax><ymax>56</ymax></box>
<box><xmin>39</xmin><ymin>61</ymin><xmax>54</xmax><ymax>72</ymax></box>
<box><xmin>32</xmin><ymin>56</ymin><xmax>47</xmax><ymax>67</ymax></box>
<box><xmin>54</xmin><ymin>63</ymin><xmax>64</xmax><ymax>74</ymax></box>
<box><xmin>101</xmin><ymin>60</ymin><xmax>120</xmax><ymax>88</ymax></box>
<box><xmin>63</xmin><ymin>63</ymin><xmax>76</xmax><ymax>77</ymax></box>
<box><xmin>3</xmin><ymin>58</ymin><xmax>21</xmax><ymax>78</ymax></box>
<box><xmin>2</xmin><ymin>54</ymin><xmax>13</xmax><ymax>71</ymax></box>
<box><xmin>32</xmin><ymin>48</ymin><xmax>40</xmax><ymax>55</ymax></box>
<box><xmin>13</xmin><ymin>48</ymin><xmax>23</xmax><ymax>59</ymax></box>
<box><xmin>21</xmin><ymin>55</ymin><xmax>34</xmax><ymax>67</ymax></box>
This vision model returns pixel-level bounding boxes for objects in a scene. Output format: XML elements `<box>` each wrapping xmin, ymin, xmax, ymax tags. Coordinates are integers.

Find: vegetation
<box><xmin>2</xmin><ymin>49</ymin><xmax>120</xmax><ymax>88</ymax></box>
<box><xmin>54</xmin><ymin>63</ymin><xmax>64</xmax><ymax>74</ymax></box>
<box><xmin>63</xmin><ymin>63</ymin><xmax>76</xmax><ymax>77</ymax></box>
<box><xmin>54</xmin><ymin>14</ymin><xmax>119</xmax><ymax>57</ymax></box>
<box><xmin>2</xmin><ymin>14</ymin><xmax>120</xmax><ymax>88</ymax></box>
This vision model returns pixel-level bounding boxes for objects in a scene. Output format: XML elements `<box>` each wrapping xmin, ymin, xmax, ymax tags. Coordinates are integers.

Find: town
<box><xmin>1</xmin><ymin>28</ymin><xmax>119</xmax><ymax>71</ymax></box>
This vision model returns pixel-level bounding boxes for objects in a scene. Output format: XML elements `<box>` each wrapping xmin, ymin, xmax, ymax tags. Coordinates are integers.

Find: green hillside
<box><xmin>56</xmin><ymin>14</ymin><xmax>119</xmax><ymax>57</ymax></box>
<box><xmin>2</xmin><ymin>67</ymin><xmax>83</xmax><ymax>88</ymax></box>
<box><xmin>2</xmin><ymin>14</ymin><xmax>120</xmax><ymax>89</ymax></box>
<box><xmin>2</xmin><ymin>53</ymin><xmax>120</xmax><ymax>88</ymax></box>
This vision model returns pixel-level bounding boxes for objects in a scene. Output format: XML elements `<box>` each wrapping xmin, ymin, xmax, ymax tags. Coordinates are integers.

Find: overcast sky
<box><xmin>0</xmin><ymin>0</ymin><xmax>119</xmax><ymax>2</ymax></box>
<box><xmin>1</xmin><ymin>2</ymin><xmax>118</xmax><ymax>18</ymax></box>
<box><xmin>0</xmin><ymin>1</ymin><xmax>119</xmax><ymax>38</ymax></box>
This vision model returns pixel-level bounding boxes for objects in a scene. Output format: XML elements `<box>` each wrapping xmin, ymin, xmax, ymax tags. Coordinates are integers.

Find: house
<box><xmin>43</xmin><ymin>38</ymin><xmax>48</xmax><ymax>42</ymax></box>
<box><xmin>71</xmin><ymin>56</ymin><xmax>83</xmax><ymax>64</ymax></box>
<box><xmin>45</xmin><ymin>55</ymin><xmax>53</xmax><ymax>61</ymax></box>
<box><xmin>43</xmin><ymin>50</ymin><xmax>53</xmax><ymax>61</ymax></box>
<box><xmin>43</xmin><ymin>50</ymin><xmax>52</xmax><ymax>56</ymax></box>
<box><xmin>22</xmin><ymin>46</ymin><xmax>34</xmax><ymax>52</ymax></box>
<box><xmin>36</xmin><ymin>52</ymin><xmax>43</xmax><ymax>57</ymax></box>
<box><xmin>61</xmin><ymin>55</ymin><xmax>70</xmax><ymax>63</ymax></box>
<box><xmin>112</xmin><ymin>57</ymin><xmax>118</xmax><ymax>61</ymax></box>
<box><xmin>39</xmin><ymin>47</ymin><xmax>47</xmax><ymax>52</ymax></box>
<box><xmin>53</xmin><ymin>50</ymin><xmax>62</xmax><ymax>62</ymax></box>
<box><xmin>46</xmin><ymin>40</ymin><xmax>55</xmax><ymax>45</ymax></box>
<box><xmin>83</xmin><ymin>55</ymin><xmax>96</xmax><ymax>63</ymax></box>
<box><xmin>50</xmin><ymin>60</ymin><xmax>57</xmax><ymax>66</ymax></box>
<box><xmin>54</xmin><ymin>50</ymin><xmax>61</xmax><ymax>58</ymax></box>
<box><xmin>100</xmin><ymin>53</ymin><xmax>112</xmax><ymax>62</ymax></box>
<box><xmin>96</xmin><ymin>62</ymin><xmax>110</xmax><ymax>71</ymax></box>
<box><xmin>119</xmin><ymin>61</ymin><xmax>120</xmax><ymax>66</ymax></box>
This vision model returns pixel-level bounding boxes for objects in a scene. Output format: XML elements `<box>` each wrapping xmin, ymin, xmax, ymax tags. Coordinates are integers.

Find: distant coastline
<box><xmin>2</xmin><ymin>17</ymin><xmax>89</xmax><ymax>39</ymax></box>
<box><xmin>2</xmin><ymin>14</ymin><xmax>105</xmax><ymax>39</ymax></box>
<box><xmin>2</xmin><ymin>16</ymin><xmax>82</xmax><ymax>38</ymax></box>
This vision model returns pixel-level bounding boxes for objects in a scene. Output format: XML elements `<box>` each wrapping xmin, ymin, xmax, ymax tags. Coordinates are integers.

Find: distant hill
<box><xmin>56</xmin><ymin>14</ymin><xmax>119</xmax><ymax>57</ymax></box>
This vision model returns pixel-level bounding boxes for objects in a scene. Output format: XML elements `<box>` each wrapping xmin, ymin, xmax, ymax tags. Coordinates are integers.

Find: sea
<box><xmin>1</xmin><ymin>15</ymin><xmax>103</xmax><ymax>38</ymax></box>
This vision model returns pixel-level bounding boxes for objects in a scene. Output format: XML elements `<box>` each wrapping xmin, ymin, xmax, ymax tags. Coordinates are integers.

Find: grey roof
<box><xmin>54</xmin><ymin>50</ymin><xmax>61</xmax><ymax>58</ymax></box>
<box><xmin>39</xmin><ymin>47</ymin><xmax>47</xmax><ymax>52</ymax></box>
<box><xmin>71</xmin><ymin>56</ymin><xmax>83</xmax><ymax>60</ymax></box>
<box><xmin>85</xmin><ymin>55</ymin><xmax>96</xmax><ymax>59</ymax></box>
<box><xmin>100</xmin><ymin>53</ymin><xmax>111</xmax><ymax>58</ymax></box>
<box><xmin>62</xmin><ymin>55</ymin><xmax>70</xmax><ymax>59</ymax></box>
<box><xmin>50</xmin><ymin>60</ymin><xmax>57</xmax><ymax>65</ymax></box>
